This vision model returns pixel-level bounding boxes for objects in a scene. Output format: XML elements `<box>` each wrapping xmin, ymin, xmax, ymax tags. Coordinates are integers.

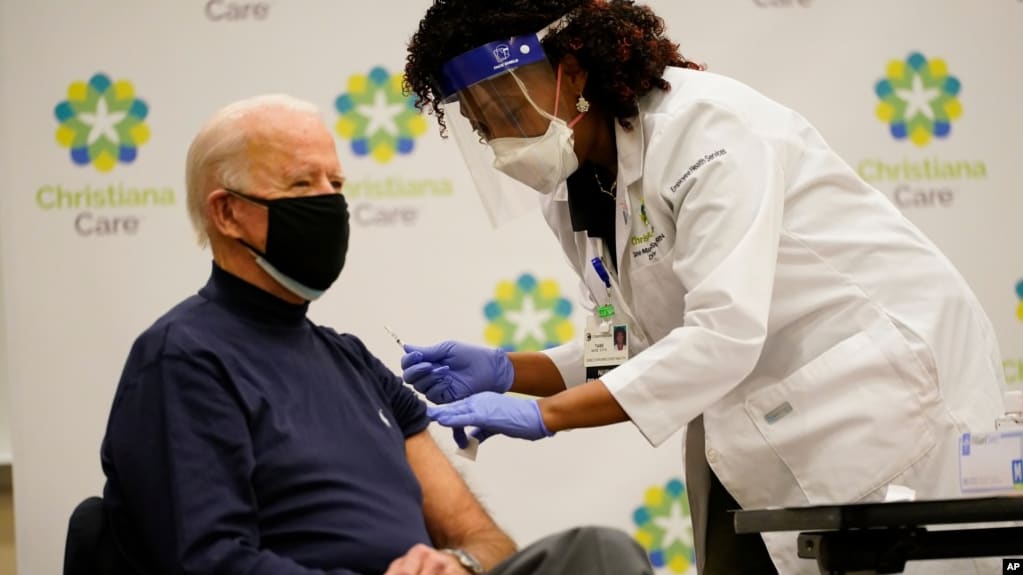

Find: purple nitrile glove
<box><xmin>400</xmin><ymin>341</ymin><xmax>514</xmax><ymax>404</ymax></box>
<box><xmin>427</xmin><ymin>392</ymin><xmax>553</xmax><ymax>443</ymax></box>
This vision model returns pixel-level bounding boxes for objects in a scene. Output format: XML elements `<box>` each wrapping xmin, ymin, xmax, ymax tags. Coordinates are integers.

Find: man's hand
<box><xmin>383</xmin><ymin>544</ymin><xmax>473</xmax><ymax>575</ymax></box>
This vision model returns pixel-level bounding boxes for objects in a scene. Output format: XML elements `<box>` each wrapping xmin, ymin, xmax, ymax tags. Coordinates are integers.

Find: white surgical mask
<box><xmin>489</xmin><ymin>116</ymin><xmax>579</xmax><ymax>195</ymax></box>
<box><xmin>488</xmin><ymin>63</ymin><xmax>586</xmax><ymax>196</ymax></box>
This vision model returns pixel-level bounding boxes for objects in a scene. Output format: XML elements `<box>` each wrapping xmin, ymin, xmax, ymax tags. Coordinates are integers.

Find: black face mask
<box><xmin>227</xmin><ymin>189</ymin><xmax>350</xmax><ymax>300</ymax></box>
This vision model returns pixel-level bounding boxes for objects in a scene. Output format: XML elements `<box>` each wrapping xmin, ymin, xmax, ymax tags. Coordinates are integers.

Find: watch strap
<box><xmin>440</xmin><ymin>547</ymin><xmax>485</xmax><ymax>574</ymax></box>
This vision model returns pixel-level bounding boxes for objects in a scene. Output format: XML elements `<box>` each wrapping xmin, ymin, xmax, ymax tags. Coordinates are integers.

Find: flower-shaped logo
<box><xmin>335</xmin><ymin>66</ymin><xmax>427</xmax><ymax>163</ymax></box>
<box><xmin>1015</xmin><ymin>280</ymin><xmax>1023</xmax><ymax>322</ymax></box>
<box><xmin>54</xmin><ymin>73</ymin><xmax>150</xmax><ymax>172</ymax></box>
<box><xmin>874</xmin><ymin>52</ymin><xmax>962</xmax><ymax>147</ymax></box>
<box><xmin>483</xmin><ymin>273</ymin><xmax>574</xmax><ymax>352</ymax></box>
<box><xmin>633</xmin><ymin>478</ymin><xmax>695</xmax><ymax>574</ymax></box>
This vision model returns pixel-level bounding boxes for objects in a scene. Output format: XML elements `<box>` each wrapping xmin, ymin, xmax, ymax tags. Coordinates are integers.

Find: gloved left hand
<box><xmin>427</xmin><ymin>392</ymin><xmax>553</xmax><ymax>443</ymax></box>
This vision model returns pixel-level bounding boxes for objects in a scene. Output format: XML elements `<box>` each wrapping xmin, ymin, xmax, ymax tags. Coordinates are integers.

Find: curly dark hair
<box><xmin>404</xmin><ymin>0</ymin><xmax>701</xmax><ymax>135</ymax></box>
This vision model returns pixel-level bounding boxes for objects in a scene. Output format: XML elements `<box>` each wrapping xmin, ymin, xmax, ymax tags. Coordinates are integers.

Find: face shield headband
<box><xmin>433</xmin><ymin>13</ymin><xmax>583</xmax><ymax>227</ymax></box>
<box><xmin>436</xmin><ymin>12</ymin><xmax>575</xmax><ymax>103</ymax></box>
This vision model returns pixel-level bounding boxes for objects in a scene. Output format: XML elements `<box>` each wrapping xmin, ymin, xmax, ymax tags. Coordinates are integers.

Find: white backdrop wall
<box><xmin>0</xmin><ymin>3</ymin><xmax>9</xmax><ymax>464</ymax></box>
<box><xmin>1</xmin><ymin>1</ymin><xmax>1021</xmax><ymax>574</ymax></box>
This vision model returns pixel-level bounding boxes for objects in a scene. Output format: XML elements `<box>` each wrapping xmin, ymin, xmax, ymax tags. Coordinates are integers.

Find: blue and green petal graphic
<box><xmin>335</xmin><ymin>66</ymin><xmax>427</xmax><ymax>163</ymax></box>
<box><xmin>54</xmin><ymin>73</ymin><xmax>150</xmax><ymax>172</ymax></box>
<box><xmin>483</xmin><ymin>274</ymin><xmax>574</xmax><ymax>352</ymax></box>
<box><xmin>875</xmin><ymin>52</ymin><xmax>961</xmax><ymax>147</ymax></box>
<box><xmin>1015</xmin><ymin>280</ymin><xmax>1023</xmax><ymax>322</ymax></box>
<box><xmin>634</xmin><ymin>478</ymin><xmax>695</xmax><ymax>573</ymax></box>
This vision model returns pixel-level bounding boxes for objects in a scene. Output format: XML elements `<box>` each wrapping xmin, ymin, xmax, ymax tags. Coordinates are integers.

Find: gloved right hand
<box><xmin>400</xmin><ymin>341</ymin><xmax>514</xmax><ymax>404</ymax></box>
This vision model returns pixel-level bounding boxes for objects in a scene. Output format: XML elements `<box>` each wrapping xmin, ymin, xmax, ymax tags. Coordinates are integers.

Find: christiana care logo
<box><xmin>857</xmin><ymin>52</ymin><xmax>986</xmax><ymax>211</ymax></box>
<box><xmin>55</xmin><ymin>73</ymin><xmax>150</xmax><ymax>172</ymax></box>
<box><xmin>334</xmin><ymin>66</ymin><xmax>427</xmax><ymax>164</ymax></box>
<box><xmin>1006</xmin><ymin>280</ymin><xmax>1023</xmax><ymax>387</ymax></box>
<box><xmin>1015</xmin><ymin>279</ymin><xmax>1023</xmax><ymax>323</ymax></box>
<box><xmin>483</xmin><ymin>273</ymin><xmax>574</xmax><ymax>352</ymax></box>
<box><xmin>874</xmin><ymin>52</ymin><xmax>961</xmax><ymax>147</ymax></box>
<box><xmin>334</xmin><ymin>66</ymin><xmax>453</xmax><ymax>228</ymax></box>
<box><xmin>44</xmin><ymin>72</ymin><xmax>175</xmax><ymax>237</ymax></box>
<box><xmin>633</xmin><ymin>478</ymin><xmax>695</xmax><ymax>574</ymax></box>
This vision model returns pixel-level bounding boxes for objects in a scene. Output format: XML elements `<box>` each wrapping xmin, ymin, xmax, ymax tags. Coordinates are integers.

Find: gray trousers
<box><xmin>686</xmin><ymin>415</ymin><xmax>778</xmax><ymax>575</ymax></box>
<box><xmin>489</xmin><ymin>526</ymin><xmax>654</xmax><ymax>575</ymax></box>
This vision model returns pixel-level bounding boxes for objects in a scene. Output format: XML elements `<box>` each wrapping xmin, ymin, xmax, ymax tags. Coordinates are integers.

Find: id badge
<box><xmin>584</xmin><ymin>316</ymin><xmax>629</xmax><ymax>381</ymax></box>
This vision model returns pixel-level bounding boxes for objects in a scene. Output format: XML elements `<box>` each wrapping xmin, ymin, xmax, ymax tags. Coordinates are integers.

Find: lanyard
<box><xmin>590</xmin><ymin>256</ymin><xmax>615</xmax><ymax>319</ymax></box>
<box><xmin>585</xmin><ymin>256</ymin><xmax>627</xmax><ymax>380</ymax></box>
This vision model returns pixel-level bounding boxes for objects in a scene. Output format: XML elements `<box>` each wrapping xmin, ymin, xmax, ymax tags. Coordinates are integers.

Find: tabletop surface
<box><xmin>733</xmin><ymin>495</ymin><xmax>1023</xmax><ymax>534</ymax></box>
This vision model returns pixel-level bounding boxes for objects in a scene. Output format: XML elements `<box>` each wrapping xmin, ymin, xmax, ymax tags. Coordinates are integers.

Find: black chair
<box><xmin>63</xmin><ymin>496</ymin><xmax>142</xmax><ymax>575</ymax></box>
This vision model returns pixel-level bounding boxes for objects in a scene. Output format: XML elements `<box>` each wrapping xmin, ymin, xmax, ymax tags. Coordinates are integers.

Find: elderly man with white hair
<box><xmin>99</xmin><ymin>95</ymin><xmax>654</xmax><ymax>575</ymax></box>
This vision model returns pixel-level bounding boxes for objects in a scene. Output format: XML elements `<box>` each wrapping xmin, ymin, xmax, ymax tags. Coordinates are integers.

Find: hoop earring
<box><xmin>575</xmin><ymin>95</ymin><xmax>590</xmax><ymax>113</ymax></box>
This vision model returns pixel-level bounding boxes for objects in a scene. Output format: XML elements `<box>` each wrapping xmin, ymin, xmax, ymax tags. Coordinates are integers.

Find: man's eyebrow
<box><xmin>282</xmin><ymin>166</ymin><xmax>326</xmax><ymax>182</ymax></box>
<box><xmin>280</xmin><ymin>168</ymin><xmax>309</xmax><ymax>181</ymax></box>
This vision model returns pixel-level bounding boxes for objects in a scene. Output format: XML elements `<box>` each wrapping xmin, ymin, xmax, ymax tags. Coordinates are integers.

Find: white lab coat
<box><xmin>540</xmin><ymin>67</ymin><xmax>1006</xmax><ymax>574</ymax></box>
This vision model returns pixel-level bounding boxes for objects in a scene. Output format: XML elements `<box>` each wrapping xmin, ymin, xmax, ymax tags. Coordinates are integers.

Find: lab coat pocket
<box><xmin>744</xmin><ymin>328</ymin><xmax>938</xmax><ymax>504</ymax></box>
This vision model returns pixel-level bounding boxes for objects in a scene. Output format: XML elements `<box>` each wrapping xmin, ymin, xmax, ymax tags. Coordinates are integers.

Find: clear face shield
<box><xmin>436</xmin><ymin>24</ymin><xmax>585</xmax><ymax>226</ymax></box>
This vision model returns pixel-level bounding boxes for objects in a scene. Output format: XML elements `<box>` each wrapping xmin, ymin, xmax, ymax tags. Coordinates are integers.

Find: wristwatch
<box><xmin>440</xmin><ymin>548</ymin><xmax>485</xmax><ymax>574</ymax></box>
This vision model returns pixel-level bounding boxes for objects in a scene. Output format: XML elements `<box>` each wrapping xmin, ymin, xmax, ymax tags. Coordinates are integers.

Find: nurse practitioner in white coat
<box><xmin>402</xmin><ymin>1</ymin><xmax>1007</xmax><ymax>573</ymax></box>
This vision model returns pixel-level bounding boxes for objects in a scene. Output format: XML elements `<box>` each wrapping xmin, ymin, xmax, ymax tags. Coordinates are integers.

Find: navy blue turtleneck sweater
<box><xmin>101</xmin><ymin>264</ymin><xmax>431</xmax><ymax>575</ymax></box>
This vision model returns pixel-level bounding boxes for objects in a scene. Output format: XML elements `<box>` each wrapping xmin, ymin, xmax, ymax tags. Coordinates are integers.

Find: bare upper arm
<box><xmin>404</xmin><ymin>429</ymin><xmax>505</xmax><ymax>549</ymax></box>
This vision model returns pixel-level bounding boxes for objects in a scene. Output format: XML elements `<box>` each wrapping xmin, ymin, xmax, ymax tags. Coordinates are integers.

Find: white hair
<box><xmin>185</xmin><ymin>94</ymin><xmax>321</xmax><ymax>247</ymax></box>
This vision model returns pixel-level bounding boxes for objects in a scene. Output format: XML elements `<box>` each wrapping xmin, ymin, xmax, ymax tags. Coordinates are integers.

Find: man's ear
<box><xmin>207</xmin><ymin>190</ymin><xmax>246</xmax><ymax>240</ymax></box>
<box><xmin>557</xmin><ymin>53</ymin><xmax>589</xmax><ymax>95</ymax></box>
